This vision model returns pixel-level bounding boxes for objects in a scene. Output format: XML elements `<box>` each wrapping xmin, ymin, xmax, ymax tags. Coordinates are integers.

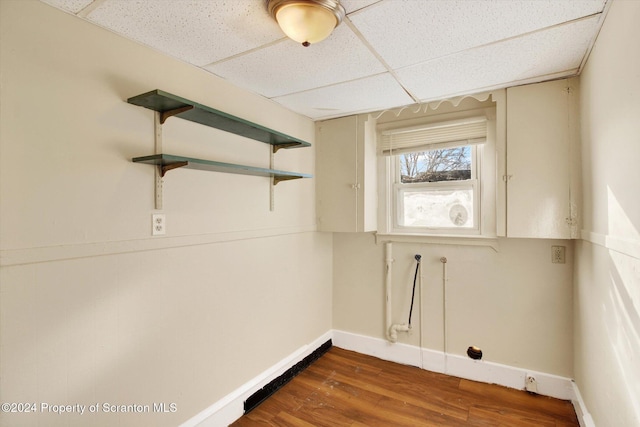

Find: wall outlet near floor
<box><xmin>525</xmin><ymin>375</ymin><xmax>538</xmax><ymax>393</ymax></box>
<box><xmin>551</xmin><ymin>245</ymin><xmax>565</xmax><ymax>264</ymax></box>
<box><xmin>152</xmin><ymin>213</ymin><xmax>166</xmax><ymax>236</ymax></box>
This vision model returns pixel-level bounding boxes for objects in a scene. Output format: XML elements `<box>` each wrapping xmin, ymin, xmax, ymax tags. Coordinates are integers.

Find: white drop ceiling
<box><xmin>40</xmin><ymin>0</ymin><xmax>609</xmax><ymax>120</ymax></box>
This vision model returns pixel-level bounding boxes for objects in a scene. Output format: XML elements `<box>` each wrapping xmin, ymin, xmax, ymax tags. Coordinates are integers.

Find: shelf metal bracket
<box><xmin>270</xmin><ymin>150</ymin><xmax>275</xmax><ymax>211</ymax></box>
<box><xmin>273</xmin><ymin>176</ymin><xmax>302</xmax><ymax>185</ymax></box>
<box><xmin>273</xmin><ymin>142</ymin><xmax>302</xmax><ymax>153</ymax></box>
<box><xmin>160</xmin><ymin>105</ymin><xmax>194</xmax><ymax>124</ymax></box>
<box><xmin>161</xmin><ymin>161</ymin><xmax>189</xmax><ymax>177</ymax></box>
<box><xmin>155</xmin><ymin>111</ymin><xmax>164</xmax><ymax>210</ymax></box>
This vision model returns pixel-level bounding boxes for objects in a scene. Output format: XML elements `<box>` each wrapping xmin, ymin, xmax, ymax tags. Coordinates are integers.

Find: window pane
<box><xmin>401</xmin><ymin>187</ymin><xmax>474</xmax><ymax>228</ymax></box>
<box><xmin>400</xmin><ymin>146</ymin><xmax>471</xmax><ymax>183</ymax></box>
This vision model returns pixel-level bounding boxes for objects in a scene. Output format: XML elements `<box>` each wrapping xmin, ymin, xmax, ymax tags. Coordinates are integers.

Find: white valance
<box><xmin>380</xmin><ymin>116</ymin><xmax>487</xmax><ymax>155</ymax></box>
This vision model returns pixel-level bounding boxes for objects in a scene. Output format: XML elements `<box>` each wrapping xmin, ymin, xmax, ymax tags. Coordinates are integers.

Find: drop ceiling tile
<box><xmin>205</xmin><ymin>25</ymin><xmax>386</xmax><ymax>98</ymax></box>
<box><xmin>39</xmin><ymin>0</ymin><xmax>94</xmax><ymax>14</ymax></box>
<box><xmin>273</xmin><ymin>73</ymin><xmax>414</xmax><ymax>119</ymax></box>
<box><xmin>38</xmin><ymin>0</ymin><xmax>609</xmax><ymax>119</ymax></box>
<box><xmin>84</xmin><ymin>0</ymin><xmax>284</xmax><ymax>66</ymax></box>
<box><xmin>396</xmin><ymin>16</ymin><xmax>600</xmax><ymax>102</ymax></box>
<box><xmin>350</xmin><ymin>0</ymin><xmax>606</xmax><ymax>69</ymax></box>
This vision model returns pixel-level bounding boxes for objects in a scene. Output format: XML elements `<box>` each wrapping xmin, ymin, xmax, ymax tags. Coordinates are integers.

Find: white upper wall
<box><xmin>579</xmin><ymin>0</ymin><xmax>640</xmax><ymax>239</ymax></box>
<box><xmin>575</xmin><ymin>0</ymin><xmax>640</xmax><ymax>425</ymax></box>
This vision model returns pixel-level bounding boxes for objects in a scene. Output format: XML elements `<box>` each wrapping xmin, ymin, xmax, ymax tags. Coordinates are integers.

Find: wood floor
<box><xmin>231</xmin><ymin>347</ymin><xmax>579</xmax><ymax>426</ymax></box>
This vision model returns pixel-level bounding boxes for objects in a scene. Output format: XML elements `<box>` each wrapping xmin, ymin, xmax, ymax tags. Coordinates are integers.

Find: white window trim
<box><xmin>374</xmin><ymin>232</ymin><xmax>500</xmax><ymax>251</ymax></box>
<box><xmin>376</xmin><ymin>106</ymin><xmax>498</xmax><ymax>245</ymax></box>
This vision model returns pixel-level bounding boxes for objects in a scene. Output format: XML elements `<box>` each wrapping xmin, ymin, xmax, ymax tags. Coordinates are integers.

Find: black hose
<box><xmin>408</xmin><ymin>254</ymin><xmax>421</xmax><ymax>327</ymax></box>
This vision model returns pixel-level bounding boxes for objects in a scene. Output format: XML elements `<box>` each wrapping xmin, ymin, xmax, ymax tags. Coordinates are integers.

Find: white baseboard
<box><xmin>332</xmin><ymin>327</ymin><xmax>423</xmax><ymax>367</ymax></box>
<box><xmin>333</xmin><ymin>329</ymin><xmax>574</xmax><ymax>400</ymax></box>
<box><xmin>179</xmin><ymin>330</ymin><xmax>332</xmax><ymax>427</ymax></box>
<box><xmin>180</xmin><ymin>329</ymin><xmax>593</xmax><ymax>427</ymax></box>
<box><xmin>572</xmin><ymin>381</ymin><xmax>596</xmax><ymax>427</ymax></box>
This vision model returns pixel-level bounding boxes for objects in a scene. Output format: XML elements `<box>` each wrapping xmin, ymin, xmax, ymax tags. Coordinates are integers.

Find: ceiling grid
<box><xmin>40</xmin><ymin>0</ymin><xmax>609</xmax><ymax>120</ymax></box>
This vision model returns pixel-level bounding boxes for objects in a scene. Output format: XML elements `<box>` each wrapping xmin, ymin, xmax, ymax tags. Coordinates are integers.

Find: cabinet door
<box><xmin>317</xmin><ymin>116</ymin><xmax>359</xmax><ymax>232</ymax></box>
<box><xmin>316</xmin><ymin>115</ymin><xmax>377</xmax><ymax>232</ymax></box>
<box><xmin>506</xmin><ymin>79</ymin><xmax>574</xmax><ymax>238</ymax></box>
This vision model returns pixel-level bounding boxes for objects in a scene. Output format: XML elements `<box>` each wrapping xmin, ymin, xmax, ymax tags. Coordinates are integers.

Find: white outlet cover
<box><xmin>152</xmin><ymin>213</ymin><xmax>166</xmax><ymax>236</ymax></box>
<box><xmin>551</xmin><ymin>245</ymin><xmax>565</xmax><ymax>263</ymax></box>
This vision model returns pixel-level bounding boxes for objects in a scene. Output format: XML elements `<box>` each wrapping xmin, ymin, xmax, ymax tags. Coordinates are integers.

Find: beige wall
<box><xmin>333</xmin><ymin>233</ymin><xmax>574</xmax><ymax>376</ymax></box>
<box><xmin>0</xmin><ymin>1</ymin><xmax>332</xmax><ymax>426</ymax></box>
<box><xmin>575</xmin><ymin>0</ymin><xmax>640</xmax><ymax>425</ymax></box>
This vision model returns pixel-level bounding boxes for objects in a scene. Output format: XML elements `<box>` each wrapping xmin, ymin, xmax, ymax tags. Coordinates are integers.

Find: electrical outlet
<box><xmin>152</xmin><ymin>214</ymin><xmax>166</xmax><ymax>236</ymax></box>
<box><xmin>525</xmin><ymin>375</ymin><xmax>538</xmax><ymax>393</ymax></box>
<box><xmin>551</xmin><ymin>245</ymin><xmax>565</xmax><ymax>264</ymax></box>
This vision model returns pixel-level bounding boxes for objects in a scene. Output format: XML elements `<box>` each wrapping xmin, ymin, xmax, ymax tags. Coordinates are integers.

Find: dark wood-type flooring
<box><xmin>231</xmin><ymin>347</ymin><xmax>579</xmax><ymax>426</ymax></box>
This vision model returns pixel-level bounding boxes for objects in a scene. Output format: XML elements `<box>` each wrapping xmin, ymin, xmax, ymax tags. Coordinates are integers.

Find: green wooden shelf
<box><xmin>127</xmin><ymin>89</ymin><xmax>311</xmax><ymax>151</ymax></box>
<box><xmin>133</xmin><ymin>154</ymin><xmax>312</xmax><ymax>184</ymax></box>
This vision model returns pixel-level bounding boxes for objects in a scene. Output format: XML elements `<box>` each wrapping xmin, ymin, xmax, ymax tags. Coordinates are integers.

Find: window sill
<box><xmin>375</xmin><ymin>233</ymin><xmax>499</xmax><ymax>251</ymax></box>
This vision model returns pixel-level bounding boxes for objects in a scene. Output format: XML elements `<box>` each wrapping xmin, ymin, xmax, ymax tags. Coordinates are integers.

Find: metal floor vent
<box><xmin>243</xmin><ymin>339</ymin><xmax>332</xmax><ymax>414</ymax></box>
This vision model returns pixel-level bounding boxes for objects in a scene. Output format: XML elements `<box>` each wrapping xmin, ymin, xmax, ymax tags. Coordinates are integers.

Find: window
<box><xmin>394</xmin><ymin>144</ymin><xmax>479</xmax><ymax>233</ymax></box>
<box><xmin>378</xmin><ymin>112</ymin><xmax>496</xmax><ymax>238</ymax></box>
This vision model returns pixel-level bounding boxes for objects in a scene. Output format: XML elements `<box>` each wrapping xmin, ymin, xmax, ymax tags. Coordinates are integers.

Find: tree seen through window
<box><xmin>400</xmin><ymin>146</ymin><xmax>471</xmax><ymax>183</ymax></box>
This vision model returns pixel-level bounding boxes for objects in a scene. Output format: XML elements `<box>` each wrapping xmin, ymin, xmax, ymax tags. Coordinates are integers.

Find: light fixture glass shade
<box><xmin>268</xmin><ymin>0</ymin><xmax>345</xmax><ymax>46</ymax></box>
<box><xmin>276</xmin><ymin>4</ymin><xmax>336</xmax><ymax>45</ymax></box>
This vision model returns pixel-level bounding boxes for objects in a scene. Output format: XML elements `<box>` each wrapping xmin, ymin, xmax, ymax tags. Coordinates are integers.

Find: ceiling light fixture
<box><xmin>268</xmin><ymin>0</ymin><xmax>346</xmax><ymax>47</ymax></box>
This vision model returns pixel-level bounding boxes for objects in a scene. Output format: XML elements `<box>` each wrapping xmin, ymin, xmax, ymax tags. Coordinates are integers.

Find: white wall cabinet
<box><xmin>316</xmin><ymin>115</ymin><xmax>377</xmax><ymax>232</ymax></box>
<box><xmin>506</xmin><ymin>78</ymin><xmax>579</xmax><ymax>238</ymax></box>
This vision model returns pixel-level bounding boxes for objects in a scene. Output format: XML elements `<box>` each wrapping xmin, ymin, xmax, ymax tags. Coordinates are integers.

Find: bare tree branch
<box><xmin>401</xmin><ymin>147</ymin><xmax>471</xmax><ymax>183</ymax></box>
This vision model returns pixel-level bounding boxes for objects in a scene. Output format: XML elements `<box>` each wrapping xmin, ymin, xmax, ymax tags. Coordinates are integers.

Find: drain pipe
<box><xmin>386</xmin><ymin>242</ymin><xmax>410</xmax><ymax>342</ymax></box>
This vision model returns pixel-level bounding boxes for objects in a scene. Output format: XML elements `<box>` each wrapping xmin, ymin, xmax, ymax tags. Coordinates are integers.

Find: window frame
<box><xmin>377</xmin><ymin>105</ymin><xmax>498</xmax><ymax>241</ymax></box>
<box><xmin>391</xmin><ymin>143</ymin><xmax>482</xmax><ymax>235</ymax></box>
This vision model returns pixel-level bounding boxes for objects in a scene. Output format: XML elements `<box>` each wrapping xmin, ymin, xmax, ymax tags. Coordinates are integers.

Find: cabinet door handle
<box><xmin>351</xmin><ymin>183</ymin><xmax>361</xmax><ymax>190</ymax></box>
